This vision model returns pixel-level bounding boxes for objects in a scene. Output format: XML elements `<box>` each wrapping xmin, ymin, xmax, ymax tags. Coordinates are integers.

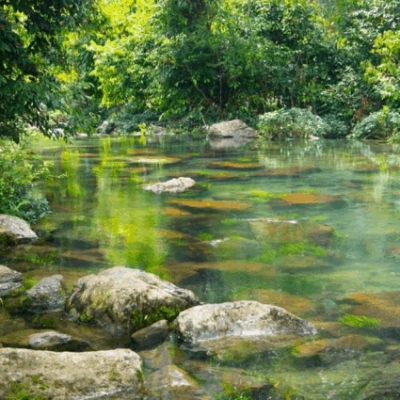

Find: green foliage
<box><xmin>0</xmin><ymin>139</ymin><xmax>51</xmax><ymax>223</ymax></box>
<box><xmin>258</xmin><ymin>108</ymin><xmax>331</xmax><ymax>140</ymax></box>
<box><xmin>131</xmin><ymin>305</ymin><xmax>181</xmax><ymax>330</ymax></box>
<box><xmin>0</xmin><ymin>0</ymin><xmax>95</xmax><ymax>141</ymax></box>
<box><xmin>338</xmin><ymin>313</ymin><xmax>381</xmax><ymax>328</ymax></box>
<box><xmin>348</xmin><ymin>109</ymin><xmax>400</xmax><ymax>140</ymax></box>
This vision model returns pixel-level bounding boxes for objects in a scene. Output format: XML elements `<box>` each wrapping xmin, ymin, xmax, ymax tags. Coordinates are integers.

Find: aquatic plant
<box><xmin>338</xmin><ymin>314</ymin><xmax>381</xmax><ymax>328</ymax></box>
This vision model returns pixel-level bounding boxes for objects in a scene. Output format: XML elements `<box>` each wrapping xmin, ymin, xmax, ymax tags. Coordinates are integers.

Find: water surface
<box><xmin>4</xmin><ymin>136</ymin><xmax>400</xmax><ymax>399</ymax></box>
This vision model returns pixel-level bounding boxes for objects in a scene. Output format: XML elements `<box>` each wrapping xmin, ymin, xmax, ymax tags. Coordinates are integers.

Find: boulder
<box><xmin>26</xmin><ymin>275</ymin><xmax>67</xmax><ymax>313</ymax></box>
<box><xmin>0</xmin><ymin>348</ymin><xmax>144</xmax><ymax>399</ymax></box>
<box><xmin>0</xmin><ymin>214</ymin><xmax>37</xmax><ymax>245</ymax></box>
<box><xmin>145</xmin><ymin>365</ymin><xmax>212</xmax><ymax>400</ymax></box>
<box><xmin>144</xmin><ymin>177</ymin><xmax>195</xmax><ymax>193</ymax></box>
<box><xmin>66</xmin><ymin>267</ymin><xmax>199</xmax><ymax>337</ymax></box>
<box><xmin>208</xmin><ymin>120</ymin><xmax>257</xmax><ymax>139</ymax></box>
<box><xmin>131</xmin><ymin>319</ymin><xmax>170</xmax><ymax>350</ymax></box>
<box><xmin>0</xmin><ymin>265</ymin><xmax>22</xmax><ymax>297</ymax></box>
<box><xmin>175</xmin><ymin>301</ymin><xmax>317</xmax><ymax>350</ymax></box>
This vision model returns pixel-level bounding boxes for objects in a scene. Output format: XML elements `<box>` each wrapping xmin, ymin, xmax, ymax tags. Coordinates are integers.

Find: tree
<box><xmin>0</xmin><ymin>0</ymin><xmax>94</xmax><ymax>141</ymax></box>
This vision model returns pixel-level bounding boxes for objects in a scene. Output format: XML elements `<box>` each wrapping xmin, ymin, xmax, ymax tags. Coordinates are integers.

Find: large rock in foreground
<box><xmin>175</xmin><ymin>301</ymin><xmax>317</xmax><ymax>351</ymax></box>
<box><xmin>66</xmin><ymin>267</ymin><xmax>199</xmax><ymax>336</ymax></box>
<box><xmin>0</xmin><ymin>265</ymin><xmax>22</xmax><ymax>297</ymax></box>
<box><xmin>0</xmin><ymin>214</ymin><xmax>37</xmax><ymax>245</ymax></box>
<box><xmin>0</xmin><ymin>348</ymin><xmax>144</xmax><ymax>399</ymax></box>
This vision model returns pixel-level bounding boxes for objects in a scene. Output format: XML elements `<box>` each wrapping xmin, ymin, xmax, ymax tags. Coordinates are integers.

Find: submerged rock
<box><xmin>26</xmin><ymin>275</ymin><xmax>67</xmax><ymax>313</ymax></box>
<box><xmin>0</xmin><ymin>265</ymin><xmax>22</xmax><ymax>297</ymax></box>
<box><xmin>340</xmin><ymin>291</ymin><xmax>400</xmax><ymax>335</ymax></box>
<box><xmin>0</xmin><ymin>214</ymin><xmax>38</xmax><ymax>246</ymax></box>
<box><xmin>249</xmin><ymin>218</ymin><xmax>334</xmax><ymax>246</ymax></box>
<box><xmin>144</xmin><ymin>177</ymin><xmax>195</xmax><ymax>193</ymax></box>
<box><xmin>1</xmin><ymin>329</ymin><xmax>90</xmax><ymax>352</ymax></box>
<box><xmin>208</xmin><ymin>161</ymin><xmax>264</xmax><ymax>170</ymax></box>
<box><xmin>0</xmin><ymin>348</ymin><xmax>144</xmax><ymax>399</ymax></box>
<box><xmin>145</xmin><ymin>365</ymin><xmax>212</xmax><ymax>400</ymax></box>
<box><xmin>66</xmin><ymin>267</ymin><xmax>199</xmax><ymax>337</ymax></box>
<box><xmin>280</xmin><ymin>193</ymin><xmax>346</xmax><ymax>207</ymax></box>
<box><xmin>175</xmin><ymin>301</ymin><xmax>317</xmax><ymax>350</ymax></box>
<box><xmin>170</xmin><ymin>198</ymin><xmax>252</xmax><ymax>211</ymax></box>
<box><xmin>234</xmin><ymin>289</ymin><xmax>315</xmax><ymax>316</ymax></box>
<box><xmin>293</xmin><ymin>334</ymin><xmax>369</xmax><ymax>358</ymax></box>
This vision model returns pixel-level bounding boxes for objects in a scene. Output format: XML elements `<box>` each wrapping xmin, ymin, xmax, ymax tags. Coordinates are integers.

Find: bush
<box><xmin>0</xmin><ymin>139</ymin><xmax>51</xmax><ymax>223</ymax></box>
<box><xmin>257</xmin><ymin>108</ymin><xmax>330</xmax><ymax>140</ymax></box>
<box><xmin>348</xmin><ymin>109</ymin><xmax>400</xmax><ymax>140</ymax></box>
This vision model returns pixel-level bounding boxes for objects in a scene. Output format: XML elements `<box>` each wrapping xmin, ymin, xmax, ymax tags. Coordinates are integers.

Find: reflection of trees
<box><xmin>93</xmin><ymin>139</ymin><xmax>166</xmax><ymax>273</ymax></box>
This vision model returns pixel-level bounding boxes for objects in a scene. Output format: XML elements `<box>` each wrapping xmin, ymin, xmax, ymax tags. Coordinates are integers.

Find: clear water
<box><xmin>3</xmin><ymin>136</ymin><xmax>400</xmax><ymax>399</ymax></box>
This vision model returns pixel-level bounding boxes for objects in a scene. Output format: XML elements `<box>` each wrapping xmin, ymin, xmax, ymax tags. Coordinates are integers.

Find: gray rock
<box><xmin>0</xmin><ymin>265</ymin><xmax>22</xmax><ymax>297</ymax></box>
<box><xmin>66</xmin><ymin>267</ymin><xmax>199</xmax><ymax>337</ymax></box>
<box><xmin>131</xmin><ymin>319</ymin><xmax>170</xmax><ymax>349</ymax></box>
<box><xmin>26</xmin><ymin>275</ymin><xmax>67</xmax><ymax>313</ymax></box>
<box><xmin>1</xmin><ymin>329</ymin><xmax>90</xmax><ymax>351</ymax></box>
<box><xmin>0</xmin><ymin>214</ymin><xmax>37</xmax><ymax>245</ymax></box>
<box><xmin>0</xmin><ymin>348</ymin><xmax>144</xmax><ymax>399</ymax></box>
<box><xmin>145</xmin><ymin>365</ymin><xmax>212</xmax><ymax>400</ymax></box>
<box><xmin>175</xmin><ymin>301</ymin><xmax>317</xmax><ymax>349</ymax></box>
<box><xmin>28</xmin><ymin>330</ymin><xmax>91</xmax><ymax>351</ymax></box>
<box><xmin>144</xmin><ymin>177</ymin><xmax>195</xmax><ymax>193</ymax></box>
<box><xmin>208</xmin><ymin>119</ymin><xmax>257</xmax><ymax>139</ymax></box>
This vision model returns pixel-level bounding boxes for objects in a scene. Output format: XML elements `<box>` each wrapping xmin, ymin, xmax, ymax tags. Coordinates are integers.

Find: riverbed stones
<box><xmin>144</xmin><ymin>177</ymin><xmax>195</xmax><ymax>193</ymax></box>
<box><xmin>0</xmin><ymin>214</ymin><xmax>38</xmax><ymax>246</ymax></box>
<box><xmin>175</xmin><ymin>301</ymin><xmax>317</xmax><ymax>350</ymax></box>
<box><xmin>0</xmin><ymin>348</ymin><xmax>144</xmax><ymax>399</ymax></box>
<box><xmin>0</xmin><ymin>265</ymin><xmax>22</xmax><ymax>297</ymax></box>
<box><xmin>145</xmin><ymin>365</ymin><xmax>212</xmax><ymax>400</ymax></box>
<box><xmin>26</xmin><ymin>275</ymin><xmax>67</xmax><ymax>313</ymax></box>
<box><xmin>66</xmin><ymin>267</ymin><xmax>199</xmax><ymax>337</ymax></box>
<box><xmin>131</xmin><ymin>319</ymin><xmax>170</xmax><ymax>349</ymax></box>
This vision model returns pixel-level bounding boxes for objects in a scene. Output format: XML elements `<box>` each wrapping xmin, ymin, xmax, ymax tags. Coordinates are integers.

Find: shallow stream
<box><xmin>3</xmin><ymin>135</ymin><xmax>400</xmax><ymax>399</ymax></box>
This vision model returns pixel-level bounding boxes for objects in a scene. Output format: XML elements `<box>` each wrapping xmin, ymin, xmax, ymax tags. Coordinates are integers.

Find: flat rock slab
<box><xmin>0</xmin><ymin>348</ymin><xmax>144</xmax><ymax>399</ymax></box>
<box><xmin>0</xmin><ymin>265</ymin><xmax>22</xmax><ymax>297</ymax></box>
<box><xmin>66</xmin><ymin>267</ymin><xmax>199</xmax><ymax>337</ymax></box>
<box><xmin>175</xmin><ymin>301</ymin><xmax>317</xmax><ymax>349</ymax></box>
<box><xmin>144</xmin><ymin>177</ymin><xmax>195</xmax><ymax>193</ymax></box>
<box><xmin>0</xmin><ymin>214</ymin><xmax>37</xmax><ymax>245</ymax></box>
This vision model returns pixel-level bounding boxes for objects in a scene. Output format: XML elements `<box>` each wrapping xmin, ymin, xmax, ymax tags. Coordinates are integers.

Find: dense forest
<box><xmin>1</xmin><ymin>0</ymin><xmax>400</xmax><ymax>142</ymax></box>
